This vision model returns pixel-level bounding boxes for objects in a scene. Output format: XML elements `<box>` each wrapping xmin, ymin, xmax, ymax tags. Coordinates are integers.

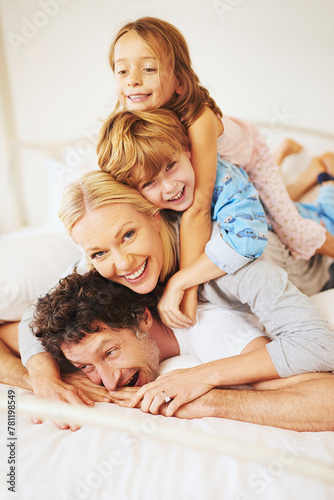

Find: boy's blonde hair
<box><xmin>58</xmin><ymin>170</ymin><xmax>178</xmax><ymax>283</ymax></box>
<box><xmin>109</xmin><ymin>16</ymin><xmax>222</xmax><ymax>128</ymax></box>
<box><xmin>97</xmin><ymin>109</ymin><xmax>190</xmax><ymax>185</ymax></box>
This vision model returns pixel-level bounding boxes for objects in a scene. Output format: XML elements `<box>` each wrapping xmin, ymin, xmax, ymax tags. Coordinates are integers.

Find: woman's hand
<box><xmin>158</xmin><ymin>273</ymin><xmax>193</xmax><ymax>328</ymax></box>
<box><xmin>127</xmin><ymin>365</ymin><xmax>216</xmax><ymax>417</ymax></box>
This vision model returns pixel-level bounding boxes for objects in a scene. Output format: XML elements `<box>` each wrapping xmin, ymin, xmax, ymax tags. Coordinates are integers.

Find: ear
<box><xmin>174</xmin><ymin>75</ymin><xmax>184</xmax><ymax>95</ymax></box>
<box><xmin>141</xmin><ymin>308</ymin><xmax>153</xmax><ymax>330</ymax></box>
<box><xmin>175</xmin><ymin>81</ymin><xmax>183</xmax><ymax>95</ymax></box>
<box><xmin>186</xmin><ymin>150</ymin><xmax>191</xmax><ymax>160</ymax></box>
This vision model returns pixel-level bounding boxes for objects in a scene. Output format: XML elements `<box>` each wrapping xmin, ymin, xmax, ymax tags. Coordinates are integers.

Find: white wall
<box><xmin>0</xmin><ymin>0</ymin><xmax>333</xmax><ymax>230</ymax></box>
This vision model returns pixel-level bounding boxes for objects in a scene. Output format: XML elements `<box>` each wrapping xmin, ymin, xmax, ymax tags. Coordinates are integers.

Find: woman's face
<box><xmin>71</xmin><ymin>203</ymin><xmax>164</xmax><ymax>294</ymax></box>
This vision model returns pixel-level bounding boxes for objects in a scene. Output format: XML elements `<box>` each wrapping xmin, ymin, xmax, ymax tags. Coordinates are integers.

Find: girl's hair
<box><xmin>109</xmin><ymin>16</ymin><xmax>222</xmax><ymax>128</ymax></box>
<box><xmin>58</xmin><ymin>170</ymin><xmax>178</xmax><ymax>283</ymax></box>
<box><xmin>97</xmin><ymin>108</ymin><xmax>191</xmax><ymax>184</ymax></box>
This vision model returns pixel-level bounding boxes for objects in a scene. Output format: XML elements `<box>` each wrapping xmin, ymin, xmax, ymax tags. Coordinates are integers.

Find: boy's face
<box><xmin>113</xmin><ymin>30</ymin><xmax>181</xmax><ymax>110</ymax></box>
<box><xmin>133</xmin><ymin>151</ymin><xmax>195</xmax><ymax>211</ymax></box>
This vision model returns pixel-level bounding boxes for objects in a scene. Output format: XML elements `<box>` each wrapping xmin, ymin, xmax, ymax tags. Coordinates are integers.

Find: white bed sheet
<box><xmin>0</xmin><ymin>375</ymin><xmax>333</xmax><ymax>500</ymax></box>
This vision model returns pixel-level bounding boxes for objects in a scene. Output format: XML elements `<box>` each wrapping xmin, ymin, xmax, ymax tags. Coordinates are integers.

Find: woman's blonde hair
<box><xmin>58</xmin><ymin>170</ymin><xmax>178</xmax><ymax>283</ymax></box>
<box><xmin>97</xmin><ymin>108</ymin><xmax>190</xmax><ymax>184</ymax></box>
<box><xmin>109</xmin><ymin>16</ymin><xmax>222</xmax><ymax>128</ymax></box>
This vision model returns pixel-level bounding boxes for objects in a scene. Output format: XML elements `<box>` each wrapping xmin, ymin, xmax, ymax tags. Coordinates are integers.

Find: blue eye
<box><xmin>91</xmin><ymin>251</ymin><xmax>105</xmax><ymax>260</ymax></box>
<box><xmin>124</xmin><ymin>230</ymin><xmax>135</xmax><ymax>241</ymax></box>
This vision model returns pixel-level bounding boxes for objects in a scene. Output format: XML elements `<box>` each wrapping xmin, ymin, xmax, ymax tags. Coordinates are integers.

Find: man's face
<box><xmin>61</xmin><ymin>312</ymin><xmax>160</xmax><ymax>391</ymax></box>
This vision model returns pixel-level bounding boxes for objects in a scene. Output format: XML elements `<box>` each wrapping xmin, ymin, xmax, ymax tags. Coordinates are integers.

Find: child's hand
<box><xmin>158</xmin><ymin>274</ymin><xmax>193</xmax><ymax>328</ymax></box>
<box><xmin>180</xmin><ymin>287</ymin><xmax>198</xmax><ymax>325</ymax></box>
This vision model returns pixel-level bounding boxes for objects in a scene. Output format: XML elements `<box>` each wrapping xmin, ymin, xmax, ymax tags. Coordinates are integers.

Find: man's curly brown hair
<box><xmin>30</xmin><ymin>270</ymin><xmax>158</xmax><ymax>361</ymax></box>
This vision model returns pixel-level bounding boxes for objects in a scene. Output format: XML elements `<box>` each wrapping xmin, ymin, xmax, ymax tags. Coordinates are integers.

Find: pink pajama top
<box><xmin>217</xmin><ymin>115</ymin><xmax>326</xmax><ymax>259</ymax></box>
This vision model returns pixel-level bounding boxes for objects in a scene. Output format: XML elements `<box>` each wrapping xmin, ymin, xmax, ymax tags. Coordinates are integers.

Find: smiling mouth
<box><xmin>123</xmin><ymin>259</ymin><xmax>148</xmax><ymax>281</ymax></box>
<box><xmin>124</xmin><ymin>371</ymin><xmax>139</xmax><ymax>387</ymax></box>
<box><xmin>168</xmin><ymin>186</ymin><xmax>184</xmax><ymax>202</ymax></box>
<box><xmin>127</xmin><ymin>94</ymin><xmax>151</xmax><ymax>100</ymax></box>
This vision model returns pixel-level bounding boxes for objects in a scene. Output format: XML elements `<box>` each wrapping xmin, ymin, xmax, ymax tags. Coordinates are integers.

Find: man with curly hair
<box><xmin>30</xmin><ymin>269</ymin><xmax>334</xmax><ymax>432</ymax></box>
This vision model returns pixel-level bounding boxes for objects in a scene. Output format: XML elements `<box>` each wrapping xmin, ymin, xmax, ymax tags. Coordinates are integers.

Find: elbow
<box><xmin>242</xmin><ymin>241</ymin><xmax>267</xmax><ymax>261</ymax></box>
<box><xmin>249</xmin><ymin>231</ymin><xmax>268</xmax><ymax>258</ymax></box>
<box><xmin>255</xmin><ymin>241</ymin><xmax>268</xmax><ymax>258</ymax></box>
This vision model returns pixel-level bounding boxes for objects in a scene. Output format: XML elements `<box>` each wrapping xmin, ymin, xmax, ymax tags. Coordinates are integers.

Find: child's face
<box><xmin>113</xmin><ymin>30</ymin><xmax>182</xmax><ymax>110</ymax></box>
<box><xmin>133</xmin><ymin>151</ymin><xmax>195</xmax><ymax>211</ymax></box>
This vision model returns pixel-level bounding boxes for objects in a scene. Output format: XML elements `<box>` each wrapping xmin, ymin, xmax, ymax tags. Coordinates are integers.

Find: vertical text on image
<box><xmin>6</xmin><ymin>388</ymin><xmax>17</xmax><ymax>493</ymax></box>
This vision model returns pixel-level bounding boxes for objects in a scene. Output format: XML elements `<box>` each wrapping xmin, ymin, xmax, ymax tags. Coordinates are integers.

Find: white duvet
<box><xmin>0</xmin><ymin>342</ymin><xmax>334</xmax><ymax>500</ymax></box>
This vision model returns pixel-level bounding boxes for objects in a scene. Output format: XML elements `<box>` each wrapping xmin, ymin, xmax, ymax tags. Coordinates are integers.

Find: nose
<box><xmin>127</xmin><ymin>68</ymin><xmax>142</xmax><ymax>87</ymax></box>
<box><xmin>161</xmin><ymin>178</ymin><xmax>176</xmax><ymax>195</ymax></box>
<box><xmin>97</xmin><ymin>365</ymin><xmax>122</xmax><ymax>392</ymax></box>
<box><xmin>113</xmin><ymin>248</ymin><xmax>134</xmax><ymax>273</ymax></box>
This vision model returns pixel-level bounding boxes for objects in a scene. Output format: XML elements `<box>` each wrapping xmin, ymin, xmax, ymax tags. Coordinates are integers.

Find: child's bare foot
<box><xmin>286</xmin><ymin>156</ymin><xmax>325</xmax><ymax>201</ymax></box>
<box><xmin>321</xmin><ymin>152</ymin><xmax>334</xmax><ymax>176</ymax></box>
<box><xmin>274</xmin><ymin>138</ymin><xmax>303</xmax><ymax>166</ymax></box>
<box><xmin>305</xmin><ymin>156</ymin><xmax>326</xmax><ymax>182</ymax></box>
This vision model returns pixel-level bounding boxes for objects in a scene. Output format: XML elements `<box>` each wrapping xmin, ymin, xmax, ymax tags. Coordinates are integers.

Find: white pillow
<box><xmin>0</xmin><ymin>231</ymin><xmax>82</xmax><ymax>322</ymax></box>
<box><xmin>310</xmin><ymin>289</ymin><xmax>334</xmax><ymax>328</ymax></box>
<box><xmin>159</xmin><ymin>355</ymin><xmax>201</xmax><ymax>375</ymax></box>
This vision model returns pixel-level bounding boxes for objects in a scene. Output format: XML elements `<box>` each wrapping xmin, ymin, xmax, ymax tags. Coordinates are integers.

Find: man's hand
<box><xmin>30</xmin><ymin>375</ymin><xmax>95</xmax><ymax>431</ymax></box>
<box><xmin>27</xmin><ymin>353</ymin><xmax>95</xmax><ymax>431</ymax></box>
<box><xmin>62</xmin><ymin>371</ymin><xmax>114</xmax><ymax>403</ymax></box>
<box><xmin>108</xmin><ymin>386</ymin><xmax>140</xmax><ymax>406</ymax></box>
